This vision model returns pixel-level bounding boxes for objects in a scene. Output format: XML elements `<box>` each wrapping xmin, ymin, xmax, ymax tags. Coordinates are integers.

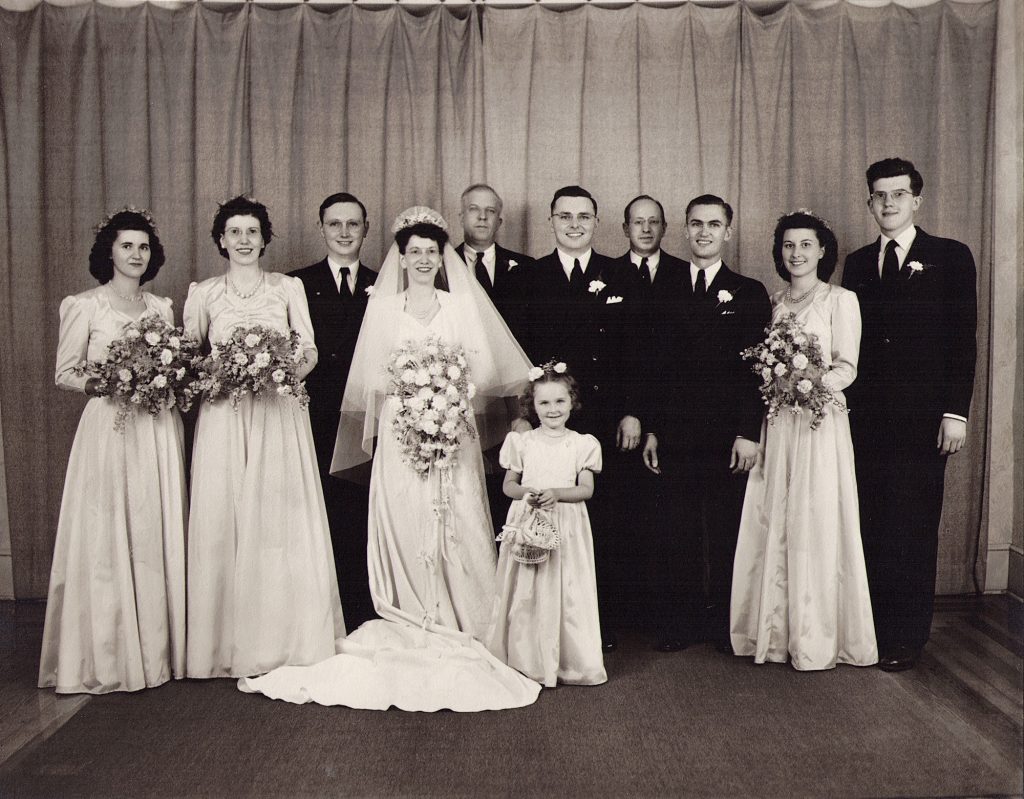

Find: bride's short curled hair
<box><xmin>519</xmin><ymin>367</ymin><xmax>581</xmax><ymax>426</ymax></box>
<box><xmin>395</xmin><ymin>222</ymin><xmax>449</xmax><ymax>254</ymax></box>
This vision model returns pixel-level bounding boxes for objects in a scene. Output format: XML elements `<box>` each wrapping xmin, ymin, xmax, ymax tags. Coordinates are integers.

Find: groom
<box><xmin>642</xmin><ymin>194</ymin><xmax>769</xmax><ymax>652</ymax></box>
<box><xmin>842</xmin><ymin>158</ymin><xmax>977</xmax><ymax>672</ymax></box>
<box><xmin>290</xmin><ymin>192</ymin><xmax>377</xmax><ymax>628</ymax></box>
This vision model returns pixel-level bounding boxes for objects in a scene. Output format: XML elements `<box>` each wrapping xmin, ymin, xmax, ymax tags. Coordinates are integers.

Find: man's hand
<box><xmin>730</xmin><ymin>437</ymin><xmax>758</xmax><ymax>474</ymax></box>
<box><xmin>510</xmin><ymin>417</ymin><xmax>532</xmax><ymax>434</ymax></box>
<box><xmin>642</xmin><ymin>434</ymin><xmax>661</xmax><ymax>474</ymax></box>
<box><xmin>617</xmin><ymin>415</ymin><xmax>642</xmax><ymax>452</ymax></box>
<box><xmin>937</xmin><ymin>417</ymin><xmax>967</xmax><ymax>455</ymax></box>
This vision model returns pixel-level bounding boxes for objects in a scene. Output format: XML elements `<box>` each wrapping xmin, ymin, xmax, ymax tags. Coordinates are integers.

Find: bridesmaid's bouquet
<box><xmin>193</xmin><ymin>324</ymin><xmax>309</xmax><ymax>409</ymax></box>
<box><xmin>73</xmin><ymin>315</ymin><xmax>200</xmax><ymax>433</ymax></box>
<box><xmin>386</xmin><ymin>336</ymin><xmax>477</xmax><ymax>478</ymax></box>
<box><xmin>742</xmin><ymin>313</ymin><xmax>847</xmax><ymax>430</ymax></box>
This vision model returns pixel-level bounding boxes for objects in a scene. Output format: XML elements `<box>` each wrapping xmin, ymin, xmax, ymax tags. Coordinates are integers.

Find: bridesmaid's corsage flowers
<box><xmin>741</xmin><ymin>313</ymin><xmax>847</xmax><ymax>430</ymax></box>
<box><xmin>193</xmin><ymin>324</ymin><xmax>310</xmax><ymax>409</ymax></box>
<box><xmin>74</xmin><ymin>315</ymin><xmax>200</xmax><ymax>433</ymax></box>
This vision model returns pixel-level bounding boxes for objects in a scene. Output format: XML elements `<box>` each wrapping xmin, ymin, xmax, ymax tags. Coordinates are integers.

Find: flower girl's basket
<box><xmin>497</xmin><ymin>507</ymin><xmax>560</xmax><ymax>565</ymax></box>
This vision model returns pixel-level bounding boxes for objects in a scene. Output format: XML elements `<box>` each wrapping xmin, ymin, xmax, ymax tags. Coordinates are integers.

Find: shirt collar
<box><xmin>557</xmin><ymin>248</ymin><xmax>592</xmax><ymax>273</ymax></box>
<box><xmin>630</xmin><ymin>250</ymin><xmax>660</xmax><ymax>270</ymax></box>
<box><xmin>464</xmin><ymin>243</ymin><xmax>496</xmax><ymax>264</ymax></box>
<box><xmin>881</xmin><ymin>225</ymin><xmax>917</xmax><ymax>254</ymax></box>
<box><xmin>691</xmin><ymin>259</ymin><xmax>722</xmax><ymax>286</ymax></box>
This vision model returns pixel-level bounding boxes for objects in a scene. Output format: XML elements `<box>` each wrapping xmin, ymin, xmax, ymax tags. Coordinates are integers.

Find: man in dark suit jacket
<box><xmin>611</xmin><ymin>195</ymin><xmax>691</xmax><ymax>648</ymax></box>
<box><xmin>842</xmin><ymin>158</ymin><xmax>977</xmax><ymax>672</ymax></box>
<box><xmin>455</xmin><ymin>183</ymin><xmax>532</xmax><ymax>339</ymax></box>
<box><xmin>521</xmin><ymin>185</ymin><xmax>638</xmax><ymax>651</ymax></box>
<box><xmin>642</xmin><ymin>194</ymin><xmax>770</xmax><ymax>651</ymax></box>
<box><xmin>454</xmin><ymin>183</ymin><xmax>534</xmax><ymax>538</ymax></box>
<box><xmin>289</xmin><ymin>192</ymin><xmax>377</xmax><ymax>628</ymax></box>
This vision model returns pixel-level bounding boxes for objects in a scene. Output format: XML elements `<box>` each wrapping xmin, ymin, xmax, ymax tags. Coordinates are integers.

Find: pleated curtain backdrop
<box><xmin>0</xmin><ymin>0</ymin><xmax>999</xmax><ymax>598</ymax></box>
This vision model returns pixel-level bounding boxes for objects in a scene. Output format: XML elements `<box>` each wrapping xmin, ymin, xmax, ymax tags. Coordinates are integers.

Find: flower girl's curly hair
<box><xmin>519</xmin><ymin>361</ymin><xmax>581</xmax><ymax>426</ymax></box>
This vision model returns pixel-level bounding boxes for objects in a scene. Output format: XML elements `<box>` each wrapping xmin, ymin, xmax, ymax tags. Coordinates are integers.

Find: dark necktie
<box><xmin>338</xmin><ymin>267</ymin><xmax>351</xmax><ymax>297</ymax></box>
<box><xmin>474</xmin><ymin>251</ymin><xmax>492</xmax><ymax>291</ymax></box>
<box><xmin>693</xmin><ymin>268</ymin><xmax>707</xmax><ymax>300</ymax></box>
<box><xmin>639</xmin><ymin>257</ymin><xmax>652</xmax><ymax>286</ymax></box>
<box><xmin>881</xmin><ymin>239</ymin><xmax>899</xmax><ymax>288</ymax></box>
<box><xmin>569</xmin><ymin>258</ymin><xmax>585</xmax><ymax>292</ymax></box>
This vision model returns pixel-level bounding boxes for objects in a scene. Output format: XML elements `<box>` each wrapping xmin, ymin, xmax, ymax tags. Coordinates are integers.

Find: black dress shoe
<box><xmin>654</xmin><ymin>637</ymin><xmax>689</xmax><ymax>653</ymax></box>
<box><xmin>877</xmin><ymin>646</ymin><xmax>920</xmax><ymax>672</ymax></box>
<box><xmin>601</xmin><ymin>632</ymin><xmax>618</xmax><ymax>653</ymax></box>
<box><xmin>713</xmin><ymin>638</ymin><xmax>734</xmax><ymax>655</ymax></box>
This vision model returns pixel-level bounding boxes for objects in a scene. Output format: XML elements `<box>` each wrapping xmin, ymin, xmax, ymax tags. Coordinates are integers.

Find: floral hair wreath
<box><xmin>528</xmin><ymin>360</ymin><xmax>568</xmax><ymax>382</ymax></box>
<box><xmin>785</xmin><ymin>207</ymin><xmax>834</xmax><ymax>231</ymax></box>
<box><xmin>93</xmin><ymin>205</ymin><xmax>159</xmax><ymax>236</ymax></box>
<box><xmin>391</xmin><ymin>206</ymin><xmax>448</xmax><ymax>234</ymax></box>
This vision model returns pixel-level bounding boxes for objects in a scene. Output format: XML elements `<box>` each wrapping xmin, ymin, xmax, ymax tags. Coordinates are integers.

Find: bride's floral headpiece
<box><xmin>392</xmin><ymin>206</ymin><xmax>448</xmax><ymax>234</ymax></box>
<box><xmin>93</xmin><ymin>205</ymin><xmax>159</xmax><ymax>236</ymax></box>
<box><xmin>528</xmin><ymin>360</ymin><xmax>568</xmax><ymax>381</ymax></box>
<box><xmin>784</xmin><ymin>207</ymin><xmax>833</xmax><ymax>229</ymax></box>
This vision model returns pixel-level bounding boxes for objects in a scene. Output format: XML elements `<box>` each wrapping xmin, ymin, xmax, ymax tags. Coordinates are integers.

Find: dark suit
<box><xmin>842</xmin><ymin>227</ymin><xmax>977</xmax><ymax>652</ymax></box>
<box><xmin>647</xmin><ymin>263</ymin><xmax>770</xmax><ymax>642</ymax></box>
<box><xmin>521</xmin><ymin>249</ymin><xmax>637</xmax><ymax>631</ymax></box>
<box><xmin>289</xmin><ymin>258</ymin><xmax>377</xmax><ymax>627</ymax></box>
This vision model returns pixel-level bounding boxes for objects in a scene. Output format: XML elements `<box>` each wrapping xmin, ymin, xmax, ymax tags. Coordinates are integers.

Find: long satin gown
<box><xmin>240</xmin><ymin>293</ymin><xmax>540</xmax><ymax>711</ymax></box>
<box><xmin>730</xmin><ymin>284</ymin><xmax>878</xmax><ymax>671</ymax></box>
<box><xmin>184</xmin><ymin>273</ymin><xmax>344</xmax><ymax>678</ymax></box>
<box><xmin>487</xmin><ymin>429</ymin><xmax>607</xmax><ymax>687</ymax></box>
<box><xmin>39</xmin><ymin>287</ymin><xmax>186</xmax><ymax>693</ymax></box>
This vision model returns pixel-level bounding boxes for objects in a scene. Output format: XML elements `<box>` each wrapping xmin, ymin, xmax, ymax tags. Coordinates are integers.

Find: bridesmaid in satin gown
<box><xmin>39</xmin><ymin>209</ymin><xmax>187</xmax><ymax>694</ymax></box>
<box><xmin>184</xmin><ymin>196</ymin><xmax>344</xmax><ymax>679</ymax></box>
<box><xmin>730</xmin><ymin>211</ymin><xmax>877</xmax><ymax>671</ymax></box>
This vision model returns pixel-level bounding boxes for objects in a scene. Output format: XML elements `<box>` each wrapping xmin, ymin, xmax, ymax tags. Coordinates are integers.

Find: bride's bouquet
<box><xmin>73</xmin><ymin>315</ymin><xmax>200</xmax><ymax>433</ymax></box>
<box><xmin>386</xmin><ymin>337</ymin><xmax>477</xmax><ymax>478</ymax></box>
<box><xmin>742</xmin><ymin>312</ymin><xmax>847</xmax><ymax>430</ymax></box>
<box><xmin>193</xmin><ymin>324</ymin><xmax>309</xmax><ymax>409</ymax></box>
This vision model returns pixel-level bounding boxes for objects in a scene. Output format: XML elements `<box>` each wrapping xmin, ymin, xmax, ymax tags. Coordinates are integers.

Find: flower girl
<box><xmin>487</xmin><ymin>362</ymin><xmax>607</xmax><ymax>687</ymax></box>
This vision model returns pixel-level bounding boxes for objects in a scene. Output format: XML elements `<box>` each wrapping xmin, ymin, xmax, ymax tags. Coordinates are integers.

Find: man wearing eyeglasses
<box><xmin>842</xmin><ymin>157</ymin><xmax>977</xmax><ymax>672</ymax></box>
<box><xmin>522</xmin><ymin>184</ymin><xmax>637</xmax><ymax>652</ymax></box>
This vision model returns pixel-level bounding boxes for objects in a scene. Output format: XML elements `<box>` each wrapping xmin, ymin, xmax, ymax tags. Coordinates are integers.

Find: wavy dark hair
<box><xmin>550</xmin><ymin>185</ymin><xmax>597</xmax><ymax>217</ymax></box>
<box><xmin>518</xmin><ymin>365</ymin><xmax>582</xmax><ymax>427</ymax></box>
<box><xmin>211</xmin><ymin>195</ymin><xmax>273</xmax><ymax>259</ymax></box>
<box><xmin>395</xmin><ymin>222</ymin><xmax>449</xmax><ymax>253</ymax></box>
<box><xmin>866</xmin><ymin>157</ymin><xmax>923</xmax><ymax>196</ymax></box>
<box><xmin>88</xmin><ymin>210</ymin><xmax>165</xmax><ymax>285</ymax></box>
<box><xmin>772</xmin><ymin>211</ymin><xmax>839</xmax><ymax>282</ymax></box>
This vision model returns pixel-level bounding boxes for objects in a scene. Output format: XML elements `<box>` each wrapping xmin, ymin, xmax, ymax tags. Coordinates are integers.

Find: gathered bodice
<box><xmin>771</xmin><ymin>283</ymin><xmax>862</xmax><ymax>393</ymax></box>
<box><xmin>55</xmin><ymin>287</ymin><xmax>174</xmax><ymax>393</ymax></box>
<box><xmin>500</xmin><ymin>429</ymin><xmax>602</xmax><ymax>490</ymax></box>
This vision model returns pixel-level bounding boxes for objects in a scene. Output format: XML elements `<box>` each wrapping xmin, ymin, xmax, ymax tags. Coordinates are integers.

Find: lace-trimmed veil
<box><xmin>330</xmin><ymin>206</ymin><xmax>532</xmax><ymax>477</ymax></box>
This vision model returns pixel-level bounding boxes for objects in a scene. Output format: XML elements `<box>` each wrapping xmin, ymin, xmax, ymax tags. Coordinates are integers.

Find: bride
<box><xmin>239</xmin><ymin>207</ymin><xmax>540</xmax><ymax>711</ymax></box>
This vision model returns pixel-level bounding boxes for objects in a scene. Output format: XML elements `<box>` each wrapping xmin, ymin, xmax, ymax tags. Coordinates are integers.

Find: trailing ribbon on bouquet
<box><xmin>416</xmin><ymin>463</ymin><xmax>461</xmax><ymax>629</ymax></box>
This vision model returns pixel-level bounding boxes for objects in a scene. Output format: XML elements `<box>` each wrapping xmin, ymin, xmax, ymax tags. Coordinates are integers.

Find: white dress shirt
<box><xmin>463</xmin><ymin>243</ymin><xmax>497</xmax><ymax>286</ymax></box>
<box><xmin>876</xmin><ymin>225</ymin><xmax>917</xmax><ymax>278</ymax></box>
<box><xmin>690</xmin><ymin>260</ymin><xmax>722</xmax><ymax>290</ymax></box>
<box><xmin>557</xmin><ymin>248</ymin><xmax>593</xmax><ymax>281</ymax></box>
<box><xmin>327</xmin><ymin>256</ymin><xmax>358</xmax><ymax>295</ymax></box>
<box><xmin>630</xmin><ymin>250</ymin><xmax>660</xmax><ymax>282</ymax></box>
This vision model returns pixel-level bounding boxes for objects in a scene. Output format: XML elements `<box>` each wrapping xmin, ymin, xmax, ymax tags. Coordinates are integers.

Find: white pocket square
<box><xmin>606</xmin><ymin>296</ymin><xmax>623</xmax><ymax>304</ymax></box>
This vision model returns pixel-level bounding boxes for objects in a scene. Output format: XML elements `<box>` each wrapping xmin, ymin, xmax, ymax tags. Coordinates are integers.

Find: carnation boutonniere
<box><xmin>716</xmin><ymin>288</ymin><xmax>737</xmax><ymax>313</ymax></box>
<box><xmin>507</xmin><ymin>259</ymin><xmax>518</xmax><ymax>271</ymax></box>
<box><xmin>588</xmin><ymin>280</ymin><xmax>606</xmax><ymax>294</ymax></box>
<box><xmin>365</xmin><ymin>285</ymin><xmax>375</xmax><ymax>297</ymax></box>
<box><xmin>906</xmin><ymin>260</ymin><xmax>926</xmax><ymax>278</ymax></box>
<box><xmin>605</xmin><ymin>295</ymin><xmax>623</xmax><ymax>305</ymax></box>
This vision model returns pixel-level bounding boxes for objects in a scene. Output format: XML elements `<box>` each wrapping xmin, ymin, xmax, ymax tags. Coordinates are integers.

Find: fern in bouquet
<box><xmin>386</xmin><ymin>337</ymin><xmax>477</xmax><ymax>478</ymax></box>
<box><xmin>193</xmin><ymin>324</ymin><xmax>310</xmax><ymax>409</ymax></box>
<box><xmin>742</xmin><ymin>312</ymin><xmax>847</xmax><ymax>430</ymax></box>
<box><xmin>73</xmin><ymin>315</ymin><xmax>200</xmax><ymax>433</ymax></box>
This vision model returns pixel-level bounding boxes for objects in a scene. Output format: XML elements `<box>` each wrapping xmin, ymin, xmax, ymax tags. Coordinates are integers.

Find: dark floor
<box><xmin>1</xmin><ymin>595</ymin><xmax>1021</xmax><ymax>798</ymax></box>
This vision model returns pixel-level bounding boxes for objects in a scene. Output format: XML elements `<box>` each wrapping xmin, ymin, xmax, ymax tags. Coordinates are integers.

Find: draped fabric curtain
<box><xmin>0</xmin><ymin>0</ymin><xmax>999</xmax><ymax>598</ymax></box>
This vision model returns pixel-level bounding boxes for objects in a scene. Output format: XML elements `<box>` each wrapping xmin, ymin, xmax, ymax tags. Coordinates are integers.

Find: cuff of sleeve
<box><xmin>943</xmin><ymin>413</ymin><xmax>968</xmax><ymax>423</ymax></box>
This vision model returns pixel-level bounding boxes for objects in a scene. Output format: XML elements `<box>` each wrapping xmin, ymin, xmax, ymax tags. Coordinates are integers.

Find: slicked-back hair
<box><xmin>89</xmin><ymin>211</ymin><xmax>166</xmax><ymax>286</ymax></box>
<box><xmin>550</xmin><ymin>186</ymin><xmax>597</xmax><ymax>217</ymax></box>
<box><xmin>865</xmin><ymin>157</ymin><xmax>924</xmax><ymax>196</ymax></box>
<box><xmin>318</xmin><ymin>192</ymin><xmax>367</xmax><ymax>223</ymax></box>
<box><xmin>685</xmin><ymin>194</ymin><xmax>733</xmax><ymax>226</ymax></box>
<box><xmin>771</xmin><ymin>211</ymin><xmax>839</xmax><ymax>283</ymax></box>
<box><xmin>623</xmin><ymin>194</ymin><xmax>666</xmax><ymax>226</ymax></box>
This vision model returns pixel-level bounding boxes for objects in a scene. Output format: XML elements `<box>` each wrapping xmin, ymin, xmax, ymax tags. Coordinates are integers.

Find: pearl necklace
<box><xmin>406</xmin><ymin>295</ymin><xmax>439</xmax><ymax>319</ymax></box>
<box><xmin>786</xmin><ymin>282</ymin><xmax>819</xmax><ymax>304</ymax></box>
<box><xmin>227</xmin><ymin>271</ymin><xmax>264</xmax><ymax>299</ymax></box>
<box><xmin>109</xmin><ymin>284</ymin><xmax>142</xmax><ymax>302</ymax></box>
<box><xmin>539</xmin><ymin>428</ymin><xmax>568</xmax><ymax>439</ymax></box>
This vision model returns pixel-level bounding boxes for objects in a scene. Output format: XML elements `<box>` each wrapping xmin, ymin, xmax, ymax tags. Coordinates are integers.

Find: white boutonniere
<box><xmin>508</xmin><ymin>260</ymin><xmax>518</xmax><ymax>270</ymax></box>
<box><xmin>588</xmin><ymin>280</ymin><xmax>606</xmax><ymax>294</ymax></box>
<box><xmin>906</xmin><ymin>261</ymin><xmax>925</xmax><ymax>277</ymax></box>
<box><xmin>717</xmin><ymin>289</ymin><xmax>734</xmax><ymax>304</ymax></box>
<box><xmin>605</xmin><ymin>296</ymin><xmax>623</xmax><ymax>305</ymax></box>
<box><xmin>365</xmin><ymin>285</ymin><xmax>375</xmax><ymax>296</ymax></box>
